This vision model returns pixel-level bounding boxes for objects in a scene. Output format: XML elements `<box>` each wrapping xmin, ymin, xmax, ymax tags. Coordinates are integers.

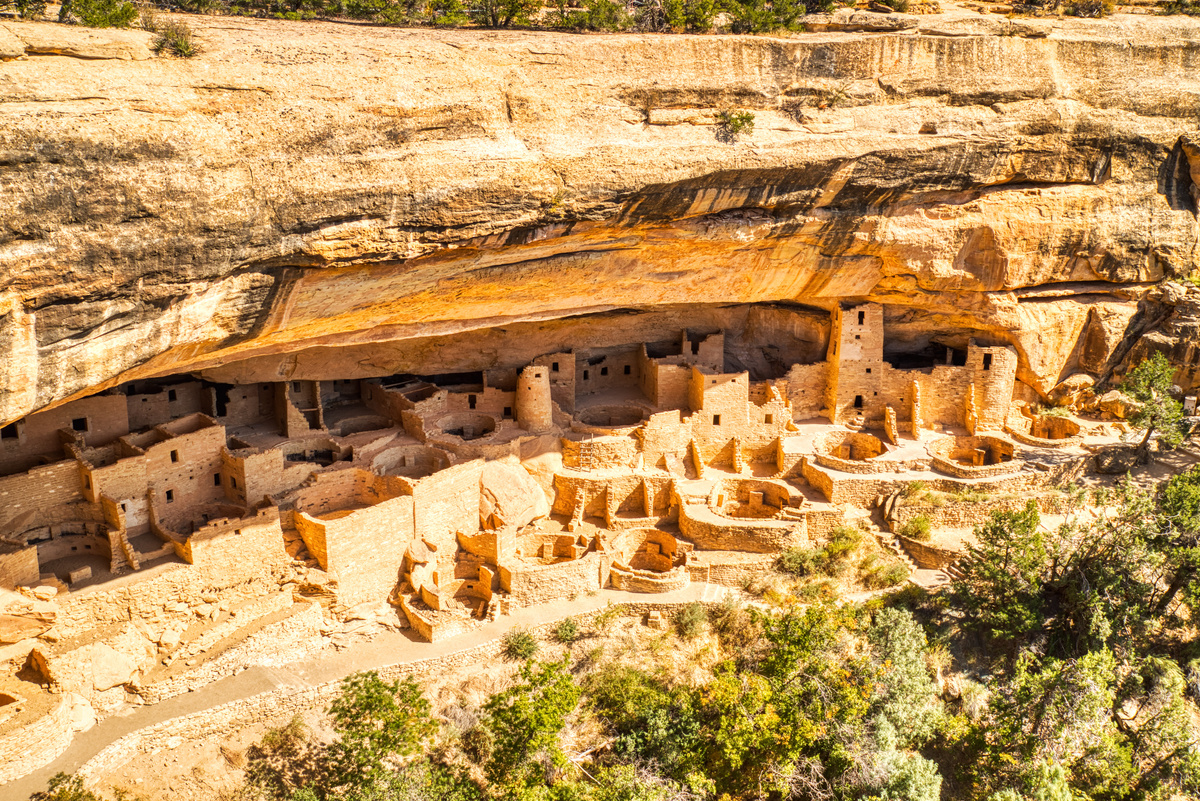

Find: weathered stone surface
<box><xmin>1</xmin><ymin>22</ymin><xmax>153</xmax><ymax>60</ymax></box>
<box><xmin>480</xmin><ymin>460</ymin><xmax>550</xmax><ymax>530</ymax></box>
<box><xmin>0</xmin><ymin>25</ymin><xmax>24</xmax><ymax>61</ymax></box>
<box><xmin>1</xmin><ymin>14</ymin><xmax>1200</xmax><ymax>422</ymax></box>
<box><xmin>89</xmin><ymin>643</ymin><xmax>139</xmax><ymax>692</ymax></box>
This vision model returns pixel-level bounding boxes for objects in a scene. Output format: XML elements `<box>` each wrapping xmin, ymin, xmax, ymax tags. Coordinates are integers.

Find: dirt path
<box><xmin>5</xmin><ymin>582</ymin><xmax>733</xmax><ymax>800</ymax></box>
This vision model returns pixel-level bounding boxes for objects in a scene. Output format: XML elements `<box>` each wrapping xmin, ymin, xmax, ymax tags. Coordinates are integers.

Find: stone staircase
<box><xmin>870</xmin><ymin>525</ymin><xmax>919</xmax><ymax>574</ymax></box>
<box><xmin>108</xmin><ymin>526</ymin><xmax>140</xmax><ymax>574</ymax></box>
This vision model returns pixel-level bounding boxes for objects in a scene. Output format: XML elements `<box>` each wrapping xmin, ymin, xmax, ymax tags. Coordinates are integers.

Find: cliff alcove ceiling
<box><xmin>2</xmin><ymin>13</ymin><xmax>1200</xmax><ymax>426</ymax></box>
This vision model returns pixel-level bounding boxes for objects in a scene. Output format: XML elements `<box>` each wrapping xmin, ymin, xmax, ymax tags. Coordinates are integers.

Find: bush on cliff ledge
<box><xmin>58</xmin><ymin>0</ymin><xmax>138</xmax><ymax>26</ymax></box>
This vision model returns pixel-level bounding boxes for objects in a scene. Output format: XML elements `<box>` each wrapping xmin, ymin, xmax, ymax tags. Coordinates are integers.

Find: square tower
<box><xmin>825</xmin><ymin>303</ymin><xmax>885</xmax><ymax>424</ymax></box>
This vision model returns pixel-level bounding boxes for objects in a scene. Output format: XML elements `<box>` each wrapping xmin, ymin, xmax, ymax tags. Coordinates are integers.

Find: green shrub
<box><xmin>468</xmin><ymin>0</ymin><xmax>540</xmax><ymax>26</ymax></box>
<box><xmin>592</xmin><ymin>603</ymin><xmax>624</xmax><ymax>632</ymax></box>
<box><xmin>860</xmin><ymin>556</ymin><xmax>910</xmax><ymax>589</ymax></box>
<box><xmin>716</xmin><ymin>109</ymin><xmax>755</xmax><ymax>143</ymax></box>
<box><xmin>552</xmin><ymin>618</ymin><xmax>579</xmax><ymax>644</ymax></box>
<box><xmin>566</xmin><ymin>0</ymin><xmax>631</xmax><ymax>28</ymax></box>
<box><xmin>777</xmin><ymin>546</ymin><xmax>820</xmax><ymax>577</ymax></box>
<box><xmin>902</xmin><ymin>480</ymin><xmax>927</xmax><ymax>500</ymax></box>
<box><xmin>59</xmin><ymin>0</ymin><xmax>138</xmax><ymax>26</ymax></box>
<box><xmin>4</xmin><ymin>0</ymin><xmax>48</xmax><ymax>19</ymax></box>
<box><xmin>30</xmin><ymin>774</ymin><xmax>99</xmax><ymax>801</ymax></box>
<box><xmin>152</xmin><ymin>21</ymin><xmax>198</xmax><ymax>57</ymax></box>
<box><xmin>875</xmin><ymin>0</ymin><xmax>908</xmax><ymax>9</ymax></box>
<box><xmin>724</xmin><ymin>0</ymin><xmax>804</xmax><ymax>32</ymax></box>
<box><xmin>673</xmin><ymin>602</ymin><xmax>708</xmax><ymax>640</ymax></box>
<box><xmin>1063</xmin><ymin>0</ymin><xmax>1111</xmax><ymax>15</ymax></box>
<box><xmin>426</xmin><ymin>0</ymin><xmax>468</xmax><ymax>23</ymax></box>
<box><xmin>1163</xmin><ymin>0</ymin><xmax>1200</xmax><ymax>14</ymax></box>
<box><xmin>660</xmin><ymin>0</ymin><xmax>716</xmax><ymax>30</ymax></box>
<box><xmin>501</xmin><ymin>628</ymin><xmax>539</xmax><ymax>661</ymax></box>
<box><xmin>899</xmin><ymin>514</ymin><xmax>932</xmax><ymax>542</ymax></box>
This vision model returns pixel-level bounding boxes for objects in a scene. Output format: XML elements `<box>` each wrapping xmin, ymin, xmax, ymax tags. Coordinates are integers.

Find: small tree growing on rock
<box><xmin>1122</xmin><ymin>352</ymin><xmax>1186</xmax><ymax>454</ymax></box>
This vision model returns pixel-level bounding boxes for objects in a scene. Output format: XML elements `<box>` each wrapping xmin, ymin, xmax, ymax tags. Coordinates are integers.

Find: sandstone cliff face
<box><xmin>1</xmin><ymin>12</ymin><xmax>1199</xmax><ymax>422</ymax></box>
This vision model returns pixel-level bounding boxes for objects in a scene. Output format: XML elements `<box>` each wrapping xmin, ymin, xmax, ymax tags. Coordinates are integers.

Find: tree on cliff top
<box><xmin>1122</xmin><ymin>351</ymin><xmax>1186</xmax><ymax>452</ymax></box>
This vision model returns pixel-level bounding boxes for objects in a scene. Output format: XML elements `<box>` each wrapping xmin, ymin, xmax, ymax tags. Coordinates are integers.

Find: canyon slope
<box><xmin>1</xmin><ymin>9</ymin><xmax>1199</xmax><ymax>422</ymax></box>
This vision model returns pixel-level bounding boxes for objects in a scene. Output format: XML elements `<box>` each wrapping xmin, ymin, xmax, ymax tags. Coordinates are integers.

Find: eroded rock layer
<box><xmin>1</xmin><ymin>13</ymin><xmax>1199</xmax><ymax>423</ymax></box>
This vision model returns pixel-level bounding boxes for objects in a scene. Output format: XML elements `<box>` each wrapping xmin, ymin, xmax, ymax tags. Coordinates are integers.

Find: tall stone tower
<box><xmin>825</xmin><ymin>303</ymin><xmax>885</xmax><ymax>425</ymax></box>
<box><xmin>516</xmin><ymin>365</ymin><xmax>553</xmax><ymax>433</ymax></box>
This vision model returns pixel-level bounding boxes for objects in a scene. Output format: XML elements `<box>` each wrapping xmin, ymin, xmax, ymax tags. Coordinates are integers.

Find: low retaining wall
<box><xmin>895</xmin><ymin>535</ymin><xmax>960</xmax><ymax>570</ymax></box>
<box><xmin>888</xmin><ymin>492</ymin><xmax>1067</xmax><ymax>533</ymax></box>
<box><xmin>0</xmin><ymin>695</ymin><xmax>73</xmax><ymax>786</ymax></box>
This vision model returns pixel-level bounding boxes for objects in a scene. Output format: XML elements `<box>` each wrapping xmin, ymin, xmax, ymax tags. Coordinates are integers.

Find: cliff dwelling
<box><xmin>0</xmin><ymin>298</ymin><xmax>1149</xmax><ymax>785</ymax></box>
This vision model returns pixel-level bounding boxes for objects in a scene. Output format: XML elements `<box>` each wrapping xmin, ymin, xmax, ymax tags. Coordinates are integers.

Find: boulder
<box><xmin>90</xmin><ymin>643</ymin><xmax>140</xmax><ymax>691</ymax></box>
<box><xmin>1049</xmin><ymin>373</ymin><xmax>1095</xmax><ymax>406</ymax></box>
<box><xmin>0</xmin><ymin>25</ymin><xmax>23</xmax><ymax>61</ymax></box>
<box><xmin>1098</xmin><ymin>390</ymin><xmax>1140</xmax><ymax>420</ymax></box>
<box><xmin>480</xmin><ymin>461</ymin><xmax>550</xmax><ymax>530</ymax></box>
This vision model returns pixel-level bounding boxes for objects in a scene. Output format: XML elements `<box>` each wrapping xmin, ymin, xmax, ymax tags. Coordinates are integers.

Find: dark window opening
<box><xmin>858</xmin><ymin>311</ymin><xmax>865</xmax><ymax>325</ymax></box>
<box><xmin>866</xmin><ymin>368</ymin><xmax>872</xmax><ymax>374</ymax></box>
<box><xmin>623</xmin><ymin>365</ymin><xmax>631</xmax><ymax>375</ymax></box>
<box><xmin>231</xmin><ymin>477</ymin><xmax>237</xmax><ymax>489</ymax></box>
<box><xmin>120</xmin><ymin>503</ymin><xmax>126</xmax><ymax>512</ymax></box>
<box><xmin>83</xmin><ymin>475</ymin><xmax>91</xmax><ymax>489</ymax></box>
<box><xmin>468</xmin><ymin>394</ymin><xmax>477</xmax><ymax>410</ymax></box>
<box><xmin>713</xmin><ymin>414</ymin><xmax>721</xmax><ymax>426</ymax></box>
<box><xmin>214</xmin><ymin>473</ymin><xmax>222</xmax><ymax>486</ymax></box>
<box><xmin>0</xmin><ymin>423</ymin><xmax>17</xmax><ymax>440</ymax></box>
<box><xmin>165</xmin><ymin>490</ymin><xmax>174</xmax><ymax>503</ymax></box>
<box><xmin>983</xmin><ymin>353</ymin><xmax>993</xmax><ymax>371</ymax></box>
<box><xmin>72</xmin><ymin>418</ymin><xmax>88</xmax><ymax>432</ymax></box>
<box><xmin>503</xmin><ymin>406</ymin><xmax>512</xmax><ymax>418</ymax></box>
<box><xmin>292</xmin><ymin>381</ymin><xmax>302</xmax><ymax>392</ymax></box>
<box><xmin>950</xmin><ymin>348</ymin><xmax>968</xmax><ymax>367</ymax></box>
<box><xmin>170</xmin><ymin>450</ymin><xmax>179</xmax><ymax>463</ymax></box>
<box><xmin>583</xmin><ymin>370</ymin><xmax>589</xmax><ymax>381</ymax></box>
<box><xmin>601</xmin><ymin>367</ymin><xmax>609</xmax><ymax>376</ymax></box>
<box><xmin>855</xmin><ymin>334</ymin><xmax>861</xmax><ymax>340</ymax></box>
<box><xmin>765</xmin><ymin>414</ymin><xmax>773</xmax><ymax>424</ymax></box>
<box><xmin>551</xmin><ymin>362</ymin><xmax>559</xmax><ymax>372</ymax></box>
<box><xmin>854</xmin><ymin>396</ymin><xmax>864</xmax><ymax>409</ymax></box>
<box><xmin>168</xmin><ymin>389</ymin><xmax>177</xmax><ymax>402</ymax></box>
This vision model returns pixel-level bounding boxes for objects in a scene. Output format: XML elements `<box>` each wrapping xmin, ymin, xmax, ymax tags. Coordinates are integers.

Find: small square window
<box><xmin>765</xmin><ymin>414</ymin><xmax>773</xmax><ymax>424</ymax></box>
<box><xmin>168</xmin><ymin>389</ymin><xmax>177</xmax><ymax>402</ymax></box>
<box><xmin>292</xmin><ymin>382</ymin><xmax>301</xmax><ymax>392</ymax></box>
<box><xmin>866</xmin><ymin>368</ymin><xmax>872</xmax><ymax>374</ymax></box>
<box><xmin>623</xmin><ymin>365</ymin><xmax>631</xmax><ymax>375</ymax></box>
<box><xmin>72</xmin><ymin>417</ymin><xmax>88</xmax><ymax>432</ymax></box>
<box><xmin>165</xmin><ymin>490</ymin><xmax>174</xmax><ymax>503</ymax></box>
<box><xmin>0</xmin><ymin>422</ymin><xmax>17</xmax><ymax>440</ymax></box>
<box><xmin>713</xmin><ymin>414</ymin><xmax>721</xmax><ymax>426</ymax></box>
<box><xmin>170</xmin><ymin>450</ymin><xmax>179</xmax><ymax>463</ymax></box>
<box><xmin>214</xmin><ymin>473</ymin><xmax>222</xmax><ymax>486</ymax></box>
<box><xmin>601</xmin><ymin>367</ymin><xmax>608</xmax><ymax>376</ymax></box>
<box><xmin>468</xmin><ymin>394</ymin><xmax>477</xmax><ymax>410</ymax></box>
<box><xmin>551</xmin><ymin>362</ymin><xmax>559</xmax><ymax>372</ymax></box>
<box><xmin>855</xmin><ymin>334</ymin><xmax>861</xmax><ymax>340</ymax></box>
